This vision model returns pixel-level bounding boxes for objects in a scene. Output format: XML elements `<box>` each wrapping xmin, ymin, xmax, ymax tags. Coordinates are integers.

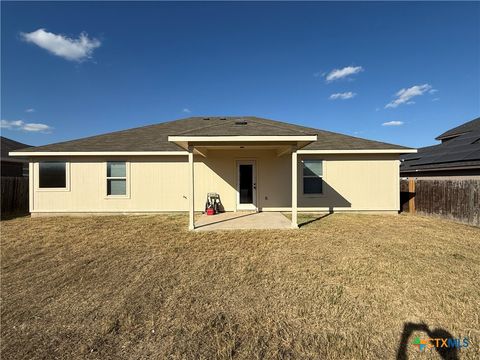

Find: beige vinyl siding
<box><xmin>30</xmin><ymin>152</ymin><xmax>400</xmax><ymax>213</ymax></box>
<box><xmin>33</xmin><ymin>156</ymin><xmax>190</xmax><ymax>212</ymax></box>
<box><xmin>297</xmin><ymin>154</ymin><xmax>400</xmax><ymax>211</ymax></box>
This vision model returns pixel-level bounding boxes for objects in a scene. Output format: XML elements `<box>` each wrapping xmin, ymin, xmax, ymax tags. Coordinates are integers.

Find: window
<box><xmin>302</xmin><ymin>160</ymin><xmax>323</xmax><ymax>194</ymax></box>
<box><xmin>106</xmin><ymin>161</ymin><xmax>127</xmax><ymax>196</ymax></box>
<box><xmin>39</xmin><ymin>162</ymin><xmax>66</xmax><ymax>188</ymax></box>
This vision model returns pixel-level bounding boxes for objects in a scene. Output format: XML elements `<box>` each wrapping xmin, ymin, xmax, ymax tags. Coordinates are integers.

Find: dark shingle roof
<box><xmin>175</xmin><ymin>117</ymin><xmax>313</xmax><ymax>136</ymax></box>
<box><xmin>15</xmin><ymin>116</ymin><xmax>411</xmax><ymax>153</ymax></box>
<box><xmin>401</xmin><ymin>127</ymin><xmax>480</xmax><ymax>172</ymax></box>
<box><xmin>1</xmin><ymin>136</ymin><xmax>30</xmax><ymax>161</ymax></box>
<box><xmin>435</xmin><ymin>117</ymin><xmax>480</xmax><ymax>141</ymax></box>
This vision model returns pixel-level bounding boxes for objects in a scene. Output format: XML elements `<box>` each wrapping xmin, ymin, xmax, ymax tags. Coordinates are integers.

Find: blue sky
<box><xmin>1</xmin><ymin>1</ymin><xmax>479</xmax><ymax>148</ymax></box>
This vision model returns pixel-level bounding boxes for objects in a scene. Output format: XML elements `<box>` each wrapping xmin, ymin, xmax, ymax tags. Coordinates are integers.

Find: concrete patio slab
<box><xmin>195</xmin><ymin>211</ymin><xmax>291</xmax><ymax>231</ymax></box>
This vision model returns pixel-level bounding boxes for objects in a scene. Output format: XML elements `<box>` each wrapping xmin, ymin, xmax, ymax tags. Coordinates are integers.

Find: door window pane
<box><xmin>239</xmin><ymin>164</ymin><xmax>253</xmax><ymax>203</ymax></box>
<box><xmin>39</xmin><ymin>162</ymin><xmax>66</xmax><ymax>188</ymax></box>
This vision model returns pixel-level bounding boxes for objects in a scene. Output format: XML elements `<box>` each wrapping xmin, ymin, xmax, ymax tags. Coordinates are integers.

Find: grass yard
<box><xmin>1</xmin><ymin>213</ymin><xmax>479</xmax><ymax>359</ymax></box>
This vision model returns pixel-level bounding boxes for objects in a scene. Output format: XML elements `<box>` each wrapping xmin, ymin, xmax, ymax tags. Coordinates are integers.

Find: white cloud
<box><xmin>25</xmin><ymin>108</ymin><xmax>35</xmax><ymax>113</ymax></box>
<box><xmin>385</xmin><ymin>84</ymin><xmax>432</xmax><ymax>108</ymax></box>
<box><xmin>382</xmin><ymin>121</ymin><xmax>404</xmax><ymax>126</ymax></box>
<box><xmin>1</xmin><ymin>120</ymin><xmax>24</xmax><ymax>128</ymax></box>
<box><xmin>329</xmin><ymin>92</ymin><xmax>356</xmax><ymax>100</ymax></box>
<box><xmin>325</xmin><ymin>66</ymin><xmax>363</xmax><ymax>82</ymax></box>
<box><xmin>432</xmin><ymin>97</ymin><xmax>440</xmax><ymax>102</ymax></box>
<box><xmin>1</xmin><ymin>119</ymin><xmax>52</xmax><ymax>133</ymax></box>
<box><xmin>22</xmin><ymin>123</ymin><xmax>51</xmax><ymax>132</ymax></box>
<box><xmin>182</xmin><ymin>108</ymin><xmax>191</xmax><ymax>113</ymax></box>
<box><xmin>21</xmin><ymin>28</ymin><xmax>101</xmax><ymax>61</ymax></box>
<box><xmin>429</xmin><ymin>88</ymin><xmax>438</xmax><ymax>94</ymax></box>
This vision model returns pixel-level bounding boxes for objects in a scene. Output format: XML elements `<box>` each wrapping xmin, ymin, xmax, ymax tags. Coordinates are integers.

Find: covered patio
<box><xmin>168</xmin><ymin>133</ymin><xmax>318</xmax><ymax>230</ymax></box>
<box><xmin>195</xmin><ymin>211</ymin><xmax>291</xmax><ymax>231</ymax></box>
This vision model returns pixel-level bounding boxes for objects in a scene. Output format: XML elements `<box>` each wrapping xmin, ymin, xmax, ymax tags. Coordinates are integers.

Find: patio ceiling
<box><xmin>168</xmin><ymin>135</ymin><xmax>318</xmax><ymax>157</ymax></box>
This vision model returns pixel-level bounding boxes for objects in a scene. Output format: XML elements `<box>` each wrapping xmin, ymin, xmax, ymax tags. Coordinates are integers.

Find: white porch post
<box><xmin>188</xmin><ymin>145</ymin><xmax>195</xmax><ymax>230</ymax></box>
<box><xmin>291</xmin><ymin>146</ymin><xmax>298</xmax><ymax>229</ymax></box>
<box><xmin>29</xmin><ymin>162</ymin><xmax>34</xmax><ymax>213</ymax></box>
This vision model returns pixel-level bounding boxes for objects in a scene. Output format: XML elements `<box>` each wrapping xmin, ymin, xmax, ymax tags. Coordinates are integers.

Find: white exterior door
<box><xmin>236</xmin><ymin>160</ymin><xmax>257</xmax><ymax>210</ymax></box>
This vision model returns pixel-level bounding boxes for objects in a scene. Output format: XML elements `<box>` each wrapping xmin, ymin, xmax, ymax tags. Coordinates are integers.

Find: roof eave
<box><xmin>9</xmin><ymin>151</ymin><xmax>189</xmax><ymax>157</ymax></box>
<box><xmin>435</xmin><ymin>132</ymin><xmax>469</xmax><ymax>141</ymax></box>
<box><xmin>298</xmin><ymin>149</ymin><xmax>417</xmax><ymax>154</ymax></box>
<box><xmin>401</xmin><ymin>164</ymin><xmax>480</xmax><ymax>172</ymax></box>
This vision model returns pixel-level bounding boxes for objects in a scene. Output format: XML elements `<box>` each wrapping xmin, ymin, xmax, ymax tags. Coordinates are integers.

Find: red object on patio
<box><xmin>206</xmin><ymin>208</ymin><xmax>215</xmax><ymax>215</ymax></box>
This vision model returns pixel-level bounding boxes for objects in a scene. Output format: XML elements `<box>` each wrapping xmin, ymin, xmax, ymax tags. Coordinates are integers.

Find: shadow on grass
<box><xmin>396</xmin><ymin>322</ymin><xmax>459</xmax><ymax>360</ymax></box>
<box><xmin>298</xmin><ymin>213</ymin><xmax>332</xmax><ymax>228</ymax></box>
<box><xmin>1</xmin><ymin>212</ymin><xmax>30</xmax><ymax>221</ymax></box>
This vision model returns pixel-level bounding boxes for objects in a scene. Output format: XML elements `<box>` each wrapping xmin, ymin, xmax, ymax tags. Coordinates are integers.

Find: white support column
<box><xmin>29</xmin><ymin>162</ymin><xmax>34</xmax><ymax>213</ymax></box>
<box><xmin>188</xmin><ymin>145</ymin><xmax>195</xmax><ymax>230</ymax></box>
<box><xmin>291</xmin><ymin>146</ymin><xmax>298</xmax><ymax>229</ymax></box>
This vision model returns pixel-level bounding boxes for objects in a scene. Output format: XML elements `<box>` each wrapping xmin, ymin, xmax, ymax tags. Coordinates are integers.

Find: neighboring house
<box><xmin>1</xmin><ymin>136</ymin><xmax>30</xmax><ymax>177</ymax></box>
<box><xmin>10</xmin><ymin>116</ymin><xmax>416</xmax><ymax>229</ymax></box>
<box><xmin>401</xmin><ymin>117</ymin><xmax>480</xmax><ymax>177</ymax></box>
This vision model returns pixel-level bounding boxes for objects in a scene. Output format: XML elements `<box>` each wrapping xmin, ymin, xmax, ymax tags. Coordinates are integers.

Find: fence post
<box><xmin>408</xmin><ymin>177</ymin><xmax>416</xmax><ymax>213</ymax></box>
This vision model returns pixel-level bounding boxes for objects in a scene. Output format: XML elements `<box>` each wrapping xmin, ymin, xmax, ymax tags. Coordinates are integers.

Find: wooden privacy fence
<box><xmin>1</xmin><ymin>176</ymin><xmax>29</xmax><ymax>217</ymax></box>
<box><xmin>400</xmin><ymin>178</ymin><xmax>480</xmax><ymax>227</ymax></box>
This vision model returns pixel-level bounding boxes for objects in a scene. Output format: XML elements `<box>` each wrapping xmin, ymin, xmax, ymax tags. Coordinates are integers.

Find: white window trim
<box><xmin>301</xmin><ymin>159</ymin><xmax>324</xmax><ymax>197</ymax></box>
<box><xmin>36</xmin><ymin>161</ymin><xmax>71</xmax><ymax>192</ymax></box>
<box><xmin>105</xmin><ymin>161</ymin><xmax>131</xmax><ymax>199</ymax></box>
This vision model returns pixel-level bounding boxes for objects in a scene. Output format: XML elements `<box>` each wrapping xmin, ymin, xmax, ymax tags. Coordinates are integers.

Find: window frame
<box><xmin>105</xmin><ymin>161</ymin><xmax>130</xmax><ymax>199</ymax></box>
<box><xmin>301</xmin><ymin>159</ymin><xmax>324</xmax><ymax>197</ymax></box>
<box><xmin>36</xmin><ymin>161</ymin><xmax>70</xmax><ymax>192</ymax></box>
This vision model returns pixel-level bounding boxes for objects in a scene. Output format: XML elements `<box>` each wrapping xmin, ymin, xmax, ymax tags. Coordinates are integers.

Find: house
<box><xmin>401</xmin><ymin>117</ymin><xmax>480</xmax><ymax>177</ymax></box>
<box><xmin>1</xmin><ymin>136</ymin><xmax>30</xmax><ymax>177</ymax></box>
<box><xmin>10</xmin><ymin>116</ymin><xmax>416</xmax><ymax>229</ymax></box>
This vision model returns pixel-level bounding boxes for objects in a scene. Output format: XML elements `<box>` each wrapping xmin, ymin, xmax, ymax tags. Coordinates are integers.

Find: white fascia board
<box><xmin>168</xmin><ymin>135</ymin><xmax>318</xmax><ymax>142</ymax></box>
<box><xmin>297</xmin><ymin>149</ymin><xmax>417</xmax><ymax>154</ymax></box>
<box><xmin>9</xmin><ymin>151</ymin><xmax>189</xmax><ymax>157</ymax></box>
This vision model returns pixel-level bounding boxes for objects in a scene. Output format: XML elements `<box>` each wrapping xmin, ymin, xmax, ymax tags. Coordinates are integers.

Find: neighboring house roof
<box><xmin>435</xmin><ymin>117</ymin><xmax>480</xmax><ymax>141</ymax></box>
<box><xmin>1</xmin><ymin>136</ymin><xmax>30</xmax><ymax>162</ymax></box>
<box><xmin>13</xmin><ymin>116</ymin><xmax>411</xmax><ymax>153</ymax></box>
<box><xmin>401</xmin><ymin>117</ymin><xmax>480</xmax><ymax>173</ymax></box>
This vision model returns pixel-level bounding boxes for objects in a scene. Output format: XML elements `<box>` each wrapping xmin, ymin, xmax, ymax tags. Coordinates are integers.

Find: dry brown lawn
<box><xmin>1</xmin><ymin>213</ymin><xmax>479</xmax><ymax>359</ymax></box>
